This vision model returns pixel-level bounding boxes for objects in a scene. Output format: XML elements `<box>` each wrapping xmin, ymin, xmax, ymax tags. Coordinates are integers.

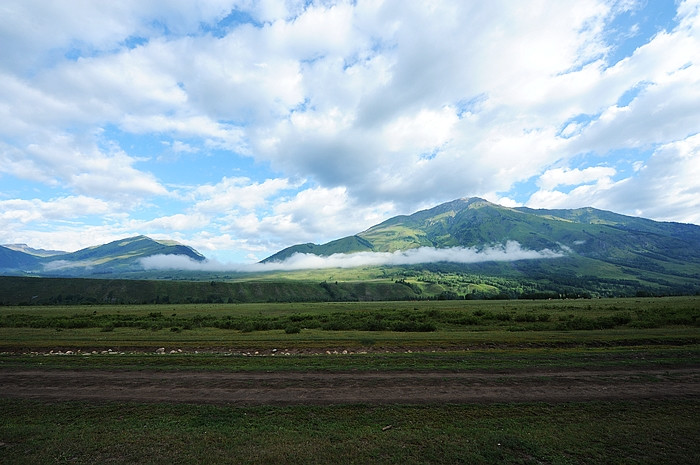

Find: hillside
<box><xmin>263</xmin><ymin>197</ymin><xmax>700</xmax><ymax>296</ymax></box>
<box><xmin>0</xmin><ymin>276</ymin><xmax>417</xmax><ymax>305</ymax></box>
<box><xmin>0</xmin><ymin>236</ymin><xmax>205</xmax><ymax>277</ymax></box>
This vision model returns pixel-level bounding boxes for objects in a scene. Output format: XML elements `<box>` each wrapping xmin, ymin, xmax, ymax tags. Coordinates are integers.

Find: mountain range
<box><xmin>265</xmin><ymin>197</ymin><xmax>700</xmax><ymax>264</ymax></box>
<box><xmin>263</xmin><ymin>197</ymin><xmax>700</xmax><ymax>295</ymax></box>
<box><xmin>2</xmin><ymin>197</ymin><xmax>700</xmax><ymax>296</ymax></box>
<box><xmin>0</xmin><ymin>235</ymin><xmax>204</xmax><ymax>276</ymax></box>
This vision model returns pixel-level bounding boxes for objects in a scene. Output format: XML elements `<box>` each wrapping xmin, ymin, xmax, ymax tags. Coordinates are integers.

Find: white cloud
<box><xmin>537</xmin><ymin>166</ymin><xmax>617</xmax><ymax>190</ymax></box>
<box><xmin>602</xmin><ymin>133</ymin><xmax>700</xmax><ymax>223</ymax></box>
<box><xmin>527</xmin><ymin>134</ymin><xmax>700</xmax><ymax>224</ymax></box>
<box><xmin>0</xmin><ymin>130</ymin><xmax>167</xmax><ymax>203</ymax></box>
<box><xmin>194</xmin><ymin>176</ymin><xmax>295</xmax><ymax>212</ymax></box>
<box><xmin>135</xmin><ymin>213</ymin><xmax>210</xmax><ymax>231</ymax></box>
<box><xmin>0</xmin><ymin>0</ymin><xmax>237</xmax><ymax>74</ymax></box>
<box><xmin>0</xmin><ymin>196</ymin><xmax>112</xmax><ymax>224</ymax></box>
<box><xmin>140</xmin><ymin>241</ymin><xmax>566</xmax><ymax>271</ymax></box>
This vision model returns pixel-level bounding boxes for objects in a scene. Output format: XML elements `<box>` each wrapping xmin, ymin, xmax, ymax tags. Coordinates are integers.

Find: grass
<box><xmin>0</xmin><ymin>298</ymin><xmax>697</xmax><ymax>364</ymax></box>
<box><xmin>1</xmin><ymin>296</ymin><xmax>698</xmax><ymax>339</ymax></box>
<box><xmin>1</xmin><ymin>399</ymin><xmax>698</xmax><ymax>464</ymax></box>
<box><xmin>1</xmin><ymin>297</ymin><xmax>698</xmax><ymax>464</ymax></box>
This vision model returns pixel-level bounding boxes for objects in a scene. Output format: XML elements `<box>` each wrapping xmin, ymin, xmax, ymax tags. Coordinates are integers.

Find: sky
<box><xmin>1</xmin><ymin>0</ymin><xmax>699</xmax><ymax>264</ymax></box>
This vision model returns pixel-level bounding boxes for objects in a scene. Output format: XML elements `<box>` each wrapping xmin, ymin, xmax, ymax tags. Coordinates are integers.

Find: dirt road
<box><xmin>2</xmin><ymin>366</ymin><xmax>698</xmax><ymax>405</ymax></box>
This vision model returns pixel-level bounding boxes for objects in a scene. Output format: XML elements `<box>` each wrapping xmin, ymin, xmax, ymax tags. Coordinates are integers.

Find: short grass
<box><xmin>1</xmin><ymin>399</ymin><xmax>697</xmax><ymax>465</ymax></box>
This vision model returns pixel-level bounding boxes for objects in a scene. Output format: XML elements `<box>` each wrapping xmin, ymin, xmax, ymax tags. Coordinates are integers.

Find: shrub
<box><xmin>284</xmin><ymin>325</ymin><xmax>301</xmax><ymax>334</ymax></box>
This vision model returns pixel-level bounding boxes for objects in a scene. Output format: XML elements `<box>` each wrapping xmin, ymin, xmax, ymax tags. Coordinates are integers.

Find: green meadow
<box><xmin>1</xmin><ymin>296</ymin><xmax>699</xmax><ymax>464</ymax></box>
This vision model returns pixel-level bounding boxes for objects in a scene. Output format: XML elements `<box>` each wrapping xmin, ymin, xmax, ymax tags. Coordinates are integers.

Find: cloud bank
<box><xmin>140</xmin><ymin>241</ymin><xmax>566</xmax><ymax>272</ymax></box>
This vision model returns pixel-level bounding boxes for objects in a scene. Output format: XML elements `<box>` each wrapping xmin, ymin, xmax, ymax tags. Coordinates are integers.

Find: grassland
<box><xmin>1</xmin><ymin>297</ymin><xmax>698</xmax><ymax>464</ymax></box>
<box><xmin>1</xmin><ymin>400</ymin><xmax>696</xmax><ymax>465</ymax></box>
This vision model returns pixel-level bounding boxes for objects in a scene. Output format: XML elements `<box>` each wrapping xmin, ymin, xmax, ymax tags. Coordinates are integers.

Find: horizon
<box><xmin>1</xmin><ymin>0</ymin><xmax>699</xmax><ymax>263</ymax></box>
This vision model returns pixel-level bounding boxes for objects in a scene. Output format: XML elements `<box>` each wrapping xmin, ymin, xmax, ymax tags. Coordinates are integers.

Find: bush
<box><xmin>284</xmin><ymin>325</ymin><xmax>301</xmax><ymax>334</ymax></box>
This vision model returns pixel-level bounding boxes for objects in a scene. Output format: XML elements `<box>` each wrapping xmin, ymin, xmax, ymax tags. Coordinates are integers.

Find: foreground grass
<box><xmin>1</xmin><ymin>399</ymin><xmax>697</xmax><ymax>465</ymax></box>
<box><xmin>2</xmin><ymin>298</ymin><xmax>698</xmax><ymax>464</ymax></box>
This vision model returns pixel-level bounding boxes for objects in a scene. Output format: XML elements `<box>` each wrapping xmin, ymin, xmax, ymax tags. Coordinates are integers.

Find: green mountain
<box><xmin>2</xmin><ymin>199</ymin><xmax>700</xmax><ymax>298</ymax></box>
<box><xmin>263</xmin><ymin>198</ymin><xmax>700</xmax><ymax>296</ymax></box>
<box><xmin>0</xmin><ymin>235</ymin><xmax>205</xmax><ymax>276</ymax></box>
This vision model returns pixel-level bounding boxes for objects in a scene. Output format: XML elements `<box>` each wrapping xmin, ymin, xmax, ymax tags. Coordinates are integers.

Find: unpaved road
<box><xmin>2</xmin><ymin>366</ymin><xmax>699</xmax><ymax>405</ymax></box>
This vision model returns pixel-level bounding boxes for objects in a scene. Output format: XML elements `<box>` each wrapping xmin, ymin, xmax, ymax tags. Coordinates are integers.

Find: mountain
<box><xmin>0</xmin><ymin>235</ymin><xmax>205</xmax><ymax>276</ymax></box>
<box><xmin>264</xmin><ymin>197</ymin><xmax>700</xmax><ymax>260</ymax></box>
<box><xmin>1</xmin><ymin>244</ymin><xmax>66</xmax><ymax>257</ymax></box>
<box><xmin>0</xmin><ymin>245</ymin><xmax>42</xmax><ymax>272</ymax></box>
<box><xmin>3</xmin><ymin>199</ymin><xmax>700</xmax><ymax>297</ymax></box>
<box><xmin>264</xmin><ymin>197</ymin><xmax>700</xmax><ymax>296</ymax></box>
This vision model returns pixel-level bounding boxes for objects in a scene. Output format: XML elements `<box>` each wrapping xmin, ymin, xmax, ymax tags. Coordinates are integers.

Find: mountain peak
<box><xmin>262</xmin><ymin>197</ymin><xmax>700</xmax><ymax>295</ymax></box>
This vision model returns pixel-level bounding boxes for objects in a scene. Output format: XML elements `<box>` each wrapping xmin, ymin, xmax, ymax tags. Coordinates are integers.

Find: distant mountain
<box><xmin>0</xmin><ymin>245</ymin><xmax>42</xmax><ymax>271</ymax></box>
<box><xmin>264</xmin><ymin>197</ymin><xmax>700</xmax><ymax>295</ymax></box>
<box><xmin>1</xmin><ymin>244</ymin><xmax>66</xmax><ymax>257</ymax></box>
<box><xmin>0</xmin><ymin>235</ymin><xmax>205</xmax><ymax>276</ymax></box>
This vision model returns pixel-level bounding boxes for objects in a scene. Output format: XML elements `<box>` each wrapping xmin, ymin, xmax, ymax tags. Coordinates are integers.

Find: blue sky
<box><xmin>1</xmin><ymin>0</ymin><xmax>699</xmax><ymax>263</ymax></box>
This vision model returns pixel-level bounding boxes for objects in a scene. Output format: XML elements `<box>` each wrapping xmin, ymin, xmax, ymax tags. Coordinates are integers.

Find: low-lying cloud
<box><xmin>140</xmin><ymin>241</ymin><xmax>566</xmax><ymax>272</ymax></box>
<box><xmin>43</xmin><ymin>259</ymin><xmax>94</xmax><ymax>271</ymax></box>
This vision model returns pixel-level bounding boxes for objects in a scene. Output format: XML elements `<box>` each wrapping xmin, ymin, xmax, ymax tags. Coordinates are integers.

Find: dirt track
<box><xmin>2</xmin><ymin>366</ymin><xmax>699</xmax><ymax>405</ymax></box>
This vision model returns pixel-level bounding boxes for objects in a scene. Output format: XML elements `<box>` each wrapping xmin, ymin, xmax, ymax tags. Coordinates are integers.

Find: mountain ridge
<box><xmin>261</xmin><ymin>197</ymin><xmax>700</xmax><ymax>296</ymax></box>
<box><xmin>1</xmin><ymin>199</ymin><xmax>699</xmax><ymax>297</ymax></box>
<box><xmin>264</xmin><ymin>197</ymin><xmax>700</xmax><ymax>262</ymax></box>
<box><xmin>0</xmin><ymin>235</ymin><xmax>205</xmax><ymax>276</ymax></box>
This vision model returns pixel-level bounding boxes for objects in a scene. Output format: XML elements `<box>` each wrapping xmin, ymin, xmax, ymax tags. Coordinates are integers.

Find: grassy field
<box><xmin>1</xmin><ymin>297</ymin><xmax>699</xmax><ymax>464</ymax></box>
<box><xmin>1</xmin><ymin>297</ymin><xmax>698</xmax><ymax>347</ymax></box>
<box><xmin>1</xmin><ymin>400</ymin><xmax>698</xmax><ymax>464</ymax></box>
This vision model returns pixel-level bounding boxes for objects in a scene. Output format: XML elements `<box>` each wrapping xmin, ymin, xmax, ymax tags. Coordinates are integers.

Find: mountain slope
<box><xmin>1</xmin><ymin>236</ymin><xmax>205</xmax><ymax>276</ymax></box>
<box><xmin>263</xmin><ymin>197</ymin><xmax>700</xmax><ymax>295</ymax></box>
<box><xmin>0</xmin><ymin>245</ymin><xmax>41</xmax><ymax>272</ymax></box>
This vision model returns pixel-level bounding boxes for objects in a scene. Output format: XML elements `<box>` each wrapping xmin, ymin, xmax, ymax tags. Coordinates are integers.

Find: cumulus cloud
<box><xmin>537</xmin><ymin>167</ymin><xmax>617</xmax><ymax>190</ymax></box>
<box><xmin>140</xmin><ymin>241</ymin><xmax>566</xmax><ymax>272</ymax></box>
<box><xmin>527</xmin><ymin>133</ymin><xmax>700</xmax><ymax>224</ymax></box>
<box><xmin>0</xmin><ymin>196</ymin><xmax>112</xmax><ymax>223</ymax></box>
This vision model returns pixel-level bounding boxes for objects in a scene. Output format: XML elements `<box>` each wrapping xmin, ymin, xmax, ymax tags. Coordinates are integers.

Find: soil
<box><xmin>1</xmin><ymin>366</ymin><xmax>698</xmax><ymax>405</ymax></box>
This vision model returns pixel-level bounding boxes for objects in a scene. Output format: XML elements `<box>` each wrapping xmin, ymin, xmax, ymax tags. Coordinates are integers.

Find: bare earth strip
<box><xmin>1</xmin><ymin>367</ymin><xmax>699</xmax><ymax>405</ymax></box>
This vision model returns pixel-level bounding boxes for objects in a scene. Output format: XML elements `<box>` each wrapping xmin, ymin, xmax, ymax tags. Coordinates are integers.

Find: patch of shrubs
<box><xmin>284</xmin><ymin>325</ymin><xmax>301</xmax><ymax>334</ymax></box>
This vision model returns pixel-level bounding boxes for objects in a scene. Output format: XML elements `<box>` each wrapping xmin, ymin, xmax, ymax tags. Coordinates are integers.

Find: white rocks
<box><xmin>155</xmin><ymin>347</ymin><xmax>166</xmax><ymax>354</ymax></box>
